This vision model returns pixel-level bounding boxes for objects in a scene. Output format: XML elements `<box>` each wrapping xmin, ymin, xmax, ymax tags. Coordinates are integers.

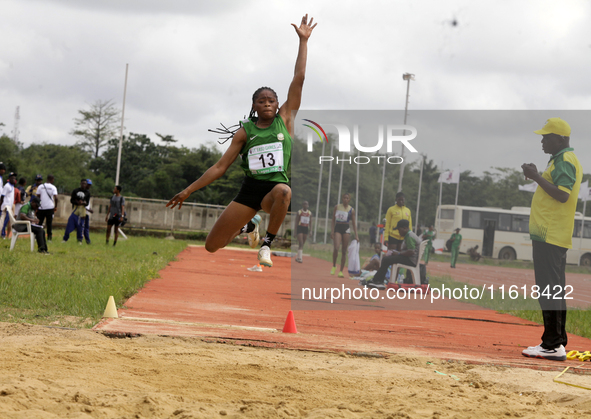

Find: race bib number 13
<box><xmin>248</xmin><ymin>142</ymin><xmax>284</xmax><ymax>175</ymax></box>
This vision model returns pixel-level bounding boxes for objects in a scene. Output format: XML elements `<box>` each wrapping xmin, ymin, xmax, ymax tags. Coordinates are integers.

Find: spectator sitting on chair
<box><xmin>363</xmin><ymin>219</ymin><xmax>421</xmax><ymax>288</ymax></box>
<box><xmin>16</xmin><ymin>196</ymin><xmax>49</xmax><ymax>254</ymax></box>
<box><xmin>468</xmin><ymin>245</ymin><xmax>482</xmax><ymax>261</ymax></box>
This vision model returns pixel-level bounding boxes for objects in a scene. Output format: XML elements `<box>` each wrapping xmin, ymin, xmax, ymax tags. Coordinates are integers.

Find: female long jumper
<box><xmin>167</xmin><ymin>15</ymin><xmax>317</xmax><ymax>268</ymax></box>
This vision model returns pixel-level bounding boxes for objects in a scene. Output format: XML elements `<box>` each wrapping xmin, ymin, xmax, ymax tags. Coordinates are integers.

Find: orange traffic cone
<box><xmin>282</xmin><ymin>310</ymin><xmax>298</xmax><ymax>333</ymax></box>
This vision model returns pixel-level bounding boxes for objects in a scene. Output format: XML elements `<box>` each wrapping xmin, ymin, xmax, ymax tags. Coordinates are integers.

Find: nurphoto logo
<box><xmin>302</xmin><ymin>120</ymin><xmax>418</xmax><ymax>165</ymax></box>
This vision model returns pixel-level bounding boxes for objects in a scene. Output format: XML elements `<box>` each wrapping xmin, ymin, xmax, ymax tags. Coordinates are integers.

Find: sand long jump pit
<box><xmin>2</xmin><ymin>246</ymin><xmax>591</xmax><ymax>417</ymax></box>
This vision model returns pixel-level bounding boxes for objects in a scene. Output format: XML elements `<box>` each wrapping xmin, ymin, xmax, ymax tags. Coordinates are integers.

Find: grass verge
<box><xmin>429</xmin><ymin>275</ymin><xmax>591</xmax><ymax>340</ymax></box>
<box><xmin>304</xmin><ymin>243</ymin><xmax>591</xmax><ymax>340</ymax></box>
<box><xmin>0</xmin><ymin>230</ymin><xmax>187</xmax><ymax>327</ymax></box>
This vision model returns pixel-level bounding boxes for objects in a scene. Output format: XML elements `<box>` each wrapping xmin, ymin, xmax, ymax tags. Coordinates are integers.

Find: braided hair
<box><xmin>209</xmin><ymin>87</ymin><xmax>279</xmax><ymax>144</ymax></box>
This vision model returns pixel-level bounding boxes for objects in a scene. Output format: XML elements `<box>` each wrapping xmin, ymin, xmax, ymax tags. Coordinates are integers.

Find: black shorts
<box><xmin>107</xmin><ymin>216</ymin><xmax>121</xmax><ymax>226</ymax></box>
<box><xmin>233</xmin><ymin>176</ymin><xmax>287</xmax><ymax>211</ymax></box>
<box><xmin>334</xmin><ymin>223</ymin><xmax>350</xmax><ymax>235</ymax></box>
<box><xmin>297</xmin><ymin>226</ymin><xmax>309</xmax><ymax>235</ymax></box>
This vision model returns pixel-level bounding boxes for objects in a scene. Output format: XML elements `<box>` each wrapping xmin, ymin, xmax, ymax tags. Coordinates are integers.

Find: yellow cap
<box><xmin>534</xmin><ymin>117</ymin><xmax>571</xmax><ymax>136</ymax></box>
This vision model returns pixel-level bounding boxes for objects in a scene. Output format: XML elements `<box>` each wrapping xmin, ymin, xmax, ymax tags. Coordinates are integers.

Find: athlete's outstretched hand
<box><xmin>167</xmin><ymin>189</ymin><xmax>190</xmax><ymax>210</ymax></box>
<box><xmin>292</xmin><ymin>14</ymin><xmax>317</xmax><ymax>40</ymax></box>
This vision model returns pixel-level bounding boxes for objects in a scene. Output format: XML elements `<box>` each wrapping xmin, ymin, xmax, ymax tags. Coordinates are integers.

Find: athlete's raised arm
<box><xmin>166</xmin><ymin>128</ymin><xmax>247</xmax><ymax>209</ymax></box>
<box><xmin>279</xmin><ymin>14</ymin><xmax>317</xmax><ymax>134</ymax></box>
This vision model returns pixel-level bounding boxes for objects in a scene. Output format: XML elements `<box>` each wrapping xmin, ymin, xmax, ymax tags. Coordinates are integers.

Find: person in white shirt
<box><xmin>0</xmin><ymin>172</ymin><xmax>17</xmax><ymax>238</ymax></box>
<box><xmin>0</xmin><ymin>162</ymin><xmax>5</xmax><ymax>189</ymax></box>
<box><xmin>36</xmin><ymin>174</ymin><xmax>59</xmax><ymax>242</ymax></box>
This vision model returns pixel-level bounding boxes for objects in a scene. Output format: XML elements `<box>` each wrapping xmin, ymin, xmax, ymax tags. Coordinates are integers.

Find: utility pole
<box><xmin>12</xmin><ymin>106</ymin><xmax>20</xmax><ymax>143</ymax></box>
<box><xmin>397</xmin><ymin>73</ymin><xmax>415</xmax><ymax>192</ymax></box>
<box><xmin>115</xmin><ymin>64</ymin><xmax>129</xmax><ymax>185</ymax></box>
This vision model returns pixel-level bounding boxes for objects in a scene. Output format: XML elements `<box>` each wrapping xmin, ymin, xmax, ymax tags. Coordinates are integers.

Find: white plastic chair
<box><xmin>390</xmin><ymin>240</ymin><xmax>428</xmax><ymax>285</ymax></box>
<box><xmin>7</xmin><ymin>208</ymin><xmax>35</xmax><ymax>252</ymax></box>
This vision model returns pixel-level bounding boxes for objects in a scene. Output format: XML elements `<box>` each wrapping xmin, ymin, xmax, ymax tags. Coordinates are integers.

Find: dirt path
<box><xmin>2</xmin><ymin>322</ymin><xmax>591</xmax><ymax>418</ymax></box>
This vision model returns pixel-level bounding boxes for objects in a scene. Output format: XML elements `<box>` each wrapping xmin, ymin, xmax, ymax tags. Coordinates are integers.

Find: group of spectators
<box><xmin>0</xmin><ymin>164</ymin><xmax>59</xmax><ymax>254</ymax></box>
<box><xmin>357</xmin><ymin>191</ymin><xmax>472</xmax><ymax>286</ymax></box>
<box><xmin>359</xmin><ymin>192</ymin><xmax>427</xmax><ymax>287</ymax></box>
<box><xmin>0</xmin><ymin>162</ymin><xmax>127</xmax><ymax>253</ymax></box>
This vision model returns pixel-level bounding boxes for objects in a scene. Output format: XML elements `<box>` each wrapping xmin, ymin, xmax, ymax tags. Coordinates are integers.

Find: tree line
<box><xmin>2</xmin><ymin>100</ymin><xmax>589</xmax><ymax>226</ymax></box>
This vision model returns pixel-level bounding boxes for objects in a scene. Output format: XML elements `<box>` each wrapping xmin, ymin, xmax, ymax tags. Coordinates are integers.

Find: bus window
<box><xmin>498</xmin><ymin>213</ymin><xmax>511</xmax><ymax>231</ymax></box>
<box><xmin>573</xmin><ymin>220</ymin><xmax>591</xmax><ymax>239</ymax></box>
<box><xmin>440</xmin><ymin>209</ymin><xmax>455</xmax><ymax>220</ymax></box>
<box><xmin>466</xmin><ymin>210</ymin><xmax>480</xmax><ymax>228</ymax></box>
<box><xmin>512</xmin><ymin>215</ymin><xmax>529</xmax><ymax>233</ymax></box>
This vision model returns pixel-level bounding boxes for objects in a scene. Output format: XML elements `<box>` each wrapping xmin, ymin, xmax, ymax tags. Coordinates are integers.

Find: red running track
<box><xmin>95</xmin><ymin>246</ymin><xmax>591</xmax><ymax>372</ymax></box>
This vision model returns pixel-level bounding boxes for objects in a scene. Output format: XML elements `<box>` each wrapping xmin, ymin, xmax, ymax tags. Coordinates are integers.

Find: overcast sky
<box><xmin>1</xmin><ymin>0</ymin><xmax>590</xmax><ymax>175</ymax></box>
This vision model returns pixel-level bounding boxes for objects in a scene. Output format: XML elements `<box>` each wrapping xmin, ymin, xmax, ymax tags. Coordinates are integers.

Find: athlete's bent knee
<box><xmin>205</xmin><ymin>237</ymin><xmax>220</xmax><ymax>253</ymax></box>
<box><xmin>275</xmin><ymin>184</ymin><xmax>291</xmax><ymax>200</ymax></box>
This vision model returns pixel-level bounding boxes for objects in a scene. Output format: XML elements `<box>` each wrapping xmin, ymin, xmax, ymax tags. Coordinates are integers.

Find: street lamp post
<box><xmin>397</xmin><ymin>72</ymin><xmax>415</xmax><ymax>193</ymax></box>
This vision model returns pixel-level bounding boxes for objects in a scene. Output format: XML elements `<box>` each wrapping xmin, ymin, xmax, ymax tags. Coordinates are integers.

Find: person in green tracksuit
<box><xmin>450</xmin><ymin>228</ymin><xmax>462</xmax><ymax>268</ymax></box>
<box><xmin>422</xmin><ymin>225</ymin><xmax>435</xmax><ymax>264</ymax></box>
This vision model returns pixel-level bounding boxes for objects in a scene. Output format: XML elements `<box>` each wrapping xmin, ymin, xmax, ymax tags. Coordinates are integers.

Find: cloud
<box><xmin>1</xmin><ymin>0</ymin><xmax>590</xmax><ymax>177</ymax></box>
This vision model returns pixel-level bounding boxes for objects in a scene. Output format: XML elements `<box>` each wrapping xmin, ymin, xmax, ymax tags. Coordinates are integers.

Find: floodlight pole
<box><xmin>313</xmin><ymin>134</ymin><xmax>326</xmax><ymax>243</ymax></box>
<box><xmin>415</xmin><ymin>154</ymin><xmax>425</xmax><ymax>234</ymax></box>
<box><xmin>378</xmin><ymin>153</ymin><xmax>387</xmax><ymax>225</ymax></box>
<box><xmin>397</xmin><ymin>73</ymin><xmax>415</xmax><ymax>193</ymax></box>
<box><xmin>115</xmin><ymin>63</ymin><xmax>129</xmax><ymax>185</ymax></box>
<box><xmin>323</xmin><ymin>140</ymin><xmax>335</xmax><ymax>244</ymax></box>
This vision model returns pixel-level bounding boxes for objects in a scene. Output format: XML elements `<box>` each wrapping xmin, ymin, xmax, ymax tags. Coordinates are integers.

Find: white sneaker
<box><xmin>247</xmin><ymin>264</ymin><xmax>263</xmax><ymax>272</ymax></box>
<box><xmin>522</xmin><ymin>344</ymin><xmax>566</xmax><ymax>361</ymax></box>
<box><xmin>247</xmin><ymin>215</ymin><xmax>262</xmax><ymax>248</ymax></box>
<box><xmin>258</xmin><ymin>245</ymin><xmax>272</xmax><ymax>267</ymax></box>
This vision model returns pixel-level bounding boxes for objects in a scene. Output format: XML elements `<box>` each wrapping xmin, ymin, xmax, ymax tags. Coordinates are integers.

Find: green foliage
<box><xmin>70</xmin><ymin>99</ymin><xmax>121</xmax><ymax>159</ymax></box>
<box><xmin>291</xmin><ymin>136</ymin><xmax>591</xmax><ymax>225</ymax></box>
<box><xmin>7</xmin><ymin>124</ymin><xmax>591</xmax><ymax>216</ymax></box>
<box><xmin>19</xmin><ymin>143</ymin><xmax>91</xmax><ymax>193</ymax></box>
<box><xmin>90</xmin><ymin>133</ymin><xmax>243</xmax><ymax>202</ymax></box>
<box><xmin>0</xmin><ymin>134</ymin><xmax>23</xmax><ymax>173</ymax></box>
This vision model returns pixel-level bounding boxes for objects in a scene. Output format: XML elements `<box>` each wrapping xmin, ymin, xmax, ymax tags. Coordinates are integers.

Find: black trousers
<box><xmin>37</xmin><ymin>209</ymin><xmax>54</xmax><ymax>240</ymax></box>
<box><xmin>13</xmin><ymin>224</ymin><xmax>47</xmax><ymax>252</ymax></box>
<box><xmin>371</xmin><ymin>253</ymin><xmax>415</xmax><ymax>284</ymax></box>
<box><xmin>532</xmin><ymin>240</ymin><xmax>568</xmax><ymax>349</ymax></box>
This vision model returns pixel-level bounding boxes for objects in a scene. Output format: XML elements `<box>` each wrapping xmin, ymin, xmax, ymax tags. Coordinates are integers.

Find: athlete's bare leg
<box><xmin>205</xmin><ymin>183</ymin><xmax>290</xmax><ymax>254</ymax></box>
<box><xmin>297</xmin><ymin>233</ymin><xmax>305</xmax><ymax>249</ymax></box>
<box><xmin>333</xmin><ymin>232</ymin><xmax>342</xmax><ymax>267</ymax></box>
<box><xmin>205</xmin><ymin>202</ymin><xmax>257</xmax><ymax>253</ymax></box>
<box><xmin>260</xmin><ymin>184</ymin><xmax>291</xmax><ymax>235</ymax></box>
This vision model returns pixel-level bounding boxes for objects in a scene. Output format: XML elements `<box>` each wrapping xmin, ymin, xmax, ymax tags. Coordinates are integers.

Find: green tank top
<box><xmin>239</xmin><ymin>115</ymin><xmax>291</xmax><ymax>183</ymax></box>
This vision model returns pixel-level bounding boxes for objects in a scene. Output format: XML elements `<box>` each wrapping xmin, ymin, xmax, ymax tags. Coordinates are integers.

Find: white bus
<box><xmin>435</xmin><ymin>205</ymin><xmax>591</xmax><ymax>266</ymax></box>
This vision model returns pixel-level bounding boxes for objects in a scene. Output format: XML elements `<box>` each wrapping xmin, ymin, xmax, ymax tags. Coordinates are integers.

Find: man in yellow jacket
<box><xmin>385</xmin><ymin>192</ymin><xmax>413</xmax><ymax>251</ymax></box>
<box><xmin>521</xmin><ymin>117</ymin><xmax>582</xmax><ymax>362</ymax></box>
